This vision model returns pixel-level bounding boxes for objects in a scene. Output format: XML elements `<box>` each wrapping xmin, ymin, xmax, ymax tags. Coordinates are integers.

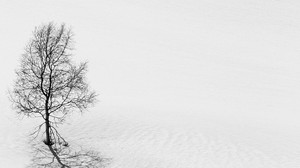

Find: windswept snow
<box><xmin>1</xmin><ymin>0</ymin><xmax>300</xmax><ymax>167</ymax></box>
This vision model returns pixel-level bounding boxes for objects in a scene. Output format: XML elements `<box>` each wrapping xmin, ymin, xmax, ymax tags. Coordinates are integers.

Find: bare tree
<box><xmin>10</xmin><ymin>22</ymin><xmax>97</xmax><ymax>167</ymax></box>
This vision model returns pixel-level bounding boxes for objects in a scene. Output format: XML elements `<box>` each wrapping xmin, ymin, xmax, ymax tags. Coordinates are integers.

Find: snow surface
<box><xmin>1</xmin><ymin>0</ymin><xmax>300</xmax><ymax>167</ymax></box>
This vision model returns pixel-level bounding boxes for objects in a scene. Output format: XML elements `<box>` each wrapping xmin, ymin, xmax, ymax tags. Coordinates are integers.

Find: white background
<box><xmin>1</xmin><ymin>0</ymin><xmax>300</xmax><ymax>167</ymax></box>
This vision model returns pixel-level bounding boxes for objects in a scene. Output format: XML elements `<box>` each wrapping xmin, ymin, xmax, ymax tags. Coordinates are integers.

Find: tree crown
<box><xmin>11</xmin><ymin>22</ymin><xmax>96</xmax><ymax>122</ymax></box>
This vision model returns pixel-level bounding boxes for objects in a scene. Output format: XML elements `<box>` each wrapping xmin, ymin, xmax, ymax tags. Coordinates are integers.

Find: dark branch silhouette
<box><xmin>10</xmin><ymin>22</ymin><xmax>101</xmax><ymax>167</ymax></box>
<box><xmin>27</xmin><ymin>141</ymin><xmax>110</xmax><ymax>168</ymax></box>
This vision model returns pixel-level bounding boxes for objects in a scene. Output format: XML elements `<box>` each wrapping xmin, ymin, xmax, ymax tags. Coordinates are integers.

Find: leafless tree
<box><xmin>10</xmin><ymin>22</ymin><xmax>97</xmax><ymax>167</ymax></box>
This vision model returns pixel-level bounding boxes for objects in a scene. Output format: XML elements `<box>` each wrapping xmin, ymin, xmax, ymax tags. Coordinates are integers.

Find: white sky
<box><xmin>1</xmin><ymin>0</ymin><xmax>300</xmax><ymax>166</ymax></box>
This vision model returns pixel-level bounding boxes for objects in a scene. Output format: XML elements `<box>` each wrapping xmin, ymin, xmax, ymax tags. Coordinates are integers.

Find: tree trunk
<box><xmin>45</xmin><ymin>109</ymin><xmax>69</xmax><ymax>167</ymax></box>
<box><xmin>45</xmin><ymin>112</ymin><xmax>52</xmax><ymax>146</ymax></box>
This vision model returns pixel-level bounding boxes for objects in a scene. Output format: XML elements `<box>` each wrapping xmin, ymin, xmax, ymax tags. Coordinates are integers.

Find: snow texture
<box><xmin>1</xmin><ymin>0</ymin><xmax>300</xmax><ymax>167</ymax></box>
